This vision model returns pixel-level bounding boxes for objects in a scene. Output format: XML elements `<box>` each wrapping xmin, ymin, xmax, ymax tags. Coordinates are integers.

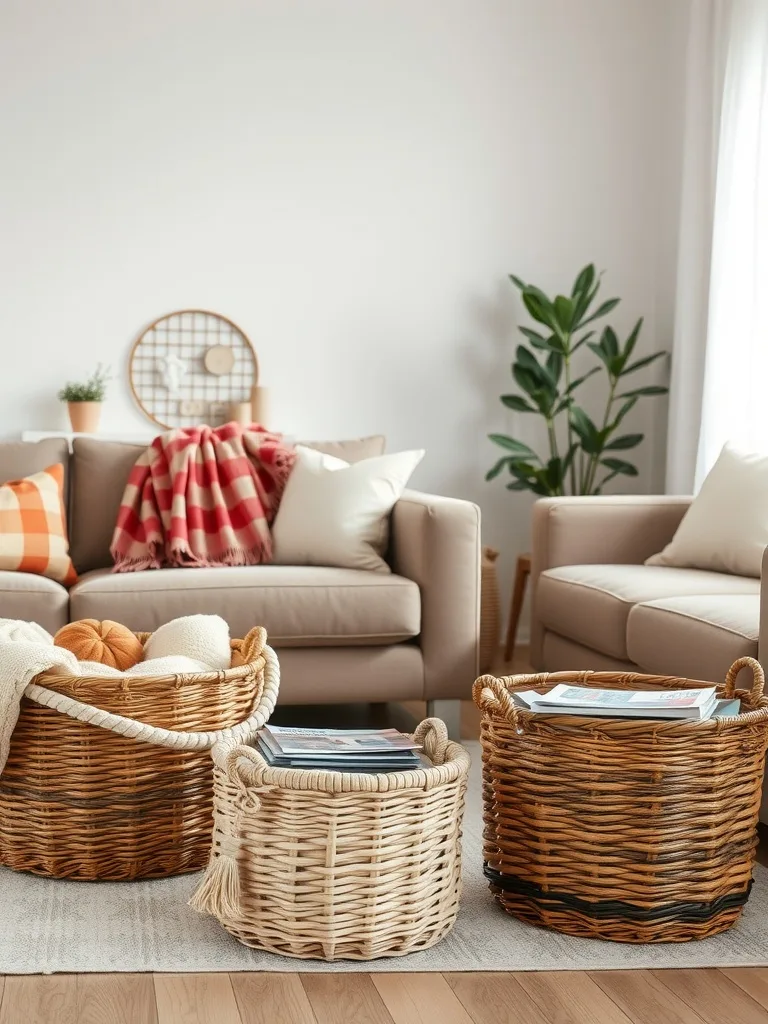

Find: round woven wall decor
<box><xmin>129</xmin><ymin>310</ymin><xmax>259</xmax><ymax>429</ymax></box>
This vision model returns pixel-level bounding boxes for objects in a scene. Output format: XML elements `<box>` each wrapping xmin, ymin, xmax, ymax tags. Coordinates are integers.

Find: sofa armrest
<box><xmin>531</xmin><ymin>495</ymin><xmax>692</xmax><ymax>667</ymax></box>
<box><xmin>391</xmin><ymin>490</ymin><xmax>480</xmax><ymax>700</ymax></box>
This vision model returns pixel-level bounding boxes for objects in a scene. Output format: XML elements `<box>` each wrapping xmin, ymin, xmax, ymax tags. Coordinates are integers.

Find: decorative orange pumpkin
<box><xmin>54</xmin><ymin>619</ymin><xmax>144</xmax><ymax>671</ymax></box>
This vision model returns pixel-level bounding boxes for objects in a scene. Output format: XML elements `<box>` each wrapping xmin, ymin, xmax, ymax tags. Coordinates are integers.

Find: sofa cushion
<box><xmin>69</xmin><ymin>435</ymin><xmax>388</xmax><ymax>574</ymax></box>
<box><xmin>0</xmin><ymin>438</ymin><xmax>69</xmax><ymax>491</ymax></box>
<box><xmin>0</xmin><ymin>570</ymin><xmax>69</xmax><ymax>634</ymax></box>
<box><xmin>627</xmin><ymin>595</ymin><xmax>759</xmax><ymax>683</ymax></box>
<box><xmin>300</xmin><ymin>435</ymin><xmax>385</xmax><ymax>462</ymax></box>
<box><xmin>69</xmin><ymin>565</ymin><xmax>420</xmax><ymax>645</ymax></box>
<box><xmin>537</xmin><ymin>564</ymin><xmax>759</xmax><ymax>661</ymax></box>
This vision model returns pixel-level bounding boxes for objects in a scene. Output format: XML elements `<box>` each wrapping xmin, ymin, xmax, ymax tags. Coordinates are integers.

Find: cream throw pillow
<box><xmin>272</xmin><ymin>445</ymin><xmax>425</xmax><ymax>572</ymax></box>
<box><xmin>647</xmin><ymin>444</ymin><xmax>768</xmax><ymax>578</ymax></box>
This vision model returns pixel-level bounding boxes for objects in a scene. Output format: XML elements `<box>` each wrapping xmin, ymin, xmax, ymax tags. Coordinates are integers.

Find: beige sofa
<box><xmin>0</xmin><ymin>437</ymin><xmax>480</xmax><ymax>731</ymax></box>
<box><xmin>531</xmin><ymin>495</ymin><xmax>761</xmax><ymax>682</ymax></box>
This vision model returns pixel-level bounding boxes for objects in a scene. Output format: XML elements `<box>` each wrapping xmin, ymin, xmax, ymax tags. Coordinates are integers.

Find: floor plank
<box><xmin>0</xmin><ymin>975</ymin><xmax>78</xmax><ymax>1024</ymax></box>
<box><xmin>445</xmin><ymin>972</ymin><xmax>552</xmax><ymax>1024</ymax></box>
<box><xmin>78</xmin><ymin>974</ymin><xmax>158</xmax><ymax>1024</ymax></box>
<box><xmin>372</xmin><ymin>973</ymin><xmax>473</xmax><ymax>1024</ymax></box>
<box><xmin>231</xmin><ymin>973</ymin><xmax>317</xmax><ymax>1024</ymax></box>
<box><xmin>154</xmin><ymin>974</ymin><xmax>242</xmax><ymax>1024</ymax></box>
<box><xmin>720</xmin><ymin>968</ymin><xmax>768</xmax><ymax>1010</ymax></box>
<box><xmin>651</xmin><ymin>969</ymin><xmax>767</xmax><ymax>1024</ymax></box>
<box><xmin>516</xmin><ymin>971</ymin><xmax>635</xmax><ymax>1024</ymax></box>
<box><xmin>301</xmin><ymin>974</ymin><xmax>394</xmax><ymax>1024</ymax></box>
<box><xmin>590</xmin><ymin>970</ymin><xmax>706</xmax><ymax>1024</ymax></box>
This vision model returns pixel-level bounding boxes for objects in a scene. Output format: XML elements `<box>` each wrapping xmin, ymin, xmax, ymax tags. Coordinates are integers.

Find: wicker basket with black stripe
<box><xmin>473</xmin><ymin>657</ymin><xmax>768</xmax><ymax>943</ymax></box>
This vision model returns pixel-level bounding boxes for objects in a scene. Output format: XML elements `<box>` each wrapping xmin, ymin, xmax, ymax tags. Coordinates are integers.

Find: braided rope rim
<box><xmin>22</xmin><ymin>645</ymin><xmax>280</xmax><ymax>751</ymax></box>
<box><xmin>472</xmin><ymin>657</ymin><xmax>768</xmax><ymax>733</ymax></box>
<box><xmin>215</xmin><ymin>716</ymin><xmax>471</xmax><ymax>795</ymax></box>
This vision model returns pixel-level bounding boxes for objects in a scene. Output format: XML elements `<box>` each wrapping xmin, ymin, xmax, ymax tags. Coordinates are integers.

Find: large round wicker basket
<box><xmin>473</xmin><ymin>657</ymin><xmax>768</xmax><ymax>943</ymax></box>
<box><xmin>190</xmin><ymin>718</ymin><xmax>471</xmax><ymax>960</ymax></box>
<box><xmin>0</xmin><ymin>625</ymin><xmax>279</xmax><ymax>881</ymax></box>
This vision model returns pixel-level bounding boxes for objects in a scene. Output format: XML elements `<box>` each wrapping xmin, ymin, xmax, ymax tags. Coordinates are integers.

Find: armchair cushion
<box><xmin>538</xmin><ymin>564</ymin><xmax>759</xmax><ymax>661</ymax></box>
<box><xmin>627</xmin><ymin>594</ymin><xmax>758</xmax><ymax>682</ymax></box>
<box><xmin>648</xmin><ymin>444</ymin><xmax>768</xmax><ymax>578</ymax></box>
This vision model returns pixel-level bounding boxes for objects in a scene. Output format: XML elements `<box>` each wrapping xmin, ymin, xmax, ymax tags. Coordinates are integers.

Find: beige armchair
<box><xmin>530</xmin><ymin>496</ymin><xmax>763</xmax><ymax>682</ymax></box>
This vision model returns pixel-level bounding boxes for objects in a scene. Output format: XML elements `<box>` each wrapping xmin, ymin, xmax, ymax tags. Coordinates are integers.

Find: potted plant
<box><xmin>487</xmin><ymin>264</ymin><xmax>668</xmax><ymax>496</ymax></box>
<box><xmin>57</xmin><ymin>365</ymin><xmax>111</xmax><ymax>434</ymax></box>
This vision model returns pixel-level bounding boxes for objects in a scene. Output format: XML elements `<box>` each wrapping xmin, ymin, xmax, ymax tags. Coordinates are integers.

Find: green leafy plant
<box><xmin>57</xmin><ymin>365</ymin><xmax>111</xmax><ymax>403</ymax></box>
<box><xmin>487</xmin><ymin>265</ymin><xmax>668</xmax><ymax>496</ymax></box>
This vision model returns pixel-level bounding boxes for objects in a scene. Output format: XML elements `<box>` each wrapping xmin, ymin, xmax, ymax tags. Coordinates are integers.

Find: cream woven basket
<box><xmin>191</xmin><ymin>718</ymin><xmax>471</xmax><ymax>961</ymax></box>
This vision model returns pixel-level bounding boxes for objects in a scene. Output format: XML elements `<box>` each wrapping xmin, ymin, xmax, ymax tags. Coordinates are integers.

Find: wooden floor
<box><xmin>3</xmin><ymin>969</ymin><xmax>768</xmax><ymax>1024</ymax></box>
<box><xmin>3</xmin><ymin>648</ymin><xmax>767</xmax><ymax>1023</ymax></box>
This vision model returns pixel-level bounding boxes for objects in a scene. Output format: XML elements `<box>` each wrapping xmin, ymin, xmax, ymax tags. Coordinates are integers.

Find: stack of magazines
<box><xmin>255</xmin><ymin>725</ymin><xmax>429</xmax><ymax>773</ymax></box>
<box><xmin>511</xmin><ymin>684</ymin><xmax>740</xmax><ymax>721</ymax></box>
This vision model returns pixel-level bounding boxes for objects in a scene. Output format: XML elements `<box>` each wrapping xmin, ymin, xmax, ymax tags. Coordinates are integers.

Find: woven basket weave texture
<box><xmin>201</xmin><ymin>718</ymin><xmax>471</xmax><ymax>960</ymax></box>
<box><xmin>473</xmin><ymin>657</ymin><xmax>768</xmax><ymax>943</ymax></box>
<box><xmin>0</xmin><ymin>626</ymin><xmax>275</xmax><ymax>881</ymax></box>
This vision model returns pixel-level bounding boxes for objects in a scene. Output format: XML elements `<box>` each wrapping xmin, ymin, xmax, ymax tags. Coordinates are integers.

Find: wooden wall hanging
<box><xmin>129</xmin><ymin>309</ymin><xmax>258</xmax><ymax>429</ymax></box>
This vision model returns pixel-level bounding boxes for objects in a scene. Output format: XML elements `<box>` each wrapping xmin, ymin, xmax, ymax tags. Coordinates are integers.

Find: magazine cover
<box><xmin>538</xmin><ymin>684</ymin><xmax>716</xmax><ymax>710</ymax></box>
<box><xmin>263</xmin><ymin>725</ymin><xmax>422</xmax><ymax>755</ymax></box>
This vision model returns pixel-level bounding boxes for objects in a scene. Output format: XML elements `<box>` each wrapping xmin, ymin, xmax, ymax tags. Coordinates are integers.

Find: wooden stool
<box><xmin>504</xmin><ymin>553</ymin><xmax>531</xmax><ymax>662</ymax></box>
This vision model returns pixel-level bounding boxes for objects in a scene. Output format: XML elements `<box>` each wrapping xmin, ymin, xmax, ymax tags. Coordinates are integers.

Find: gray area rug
<box><xmin>2</xmin><ymin>741</ymin><xmax>768</xmax><ymax>974</ymax></box>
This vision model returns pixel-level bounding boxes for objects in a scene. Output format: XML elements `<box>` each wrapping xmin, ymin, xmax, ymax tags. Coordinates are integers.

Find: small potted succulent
<box><xmin>57</xmin><ymin>365</ymin><xmax>111</xmax><ymax>433</ymax></box>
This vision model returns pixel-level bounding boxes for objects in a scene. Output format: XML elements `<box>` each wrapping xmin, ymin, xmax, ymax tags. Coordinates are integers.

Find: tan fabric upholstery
<box><xmin>537</xmin><ymin>564</ymin><xmax>759</xmax><ymax>661</ymax></box>
<box><xmin>299</xmin><ymin>436</ymin><xmax>386</xmax><ymax>462</ymax></box>
<box><xmin>627</xmin><ymin>595</ymin><xmax>759</xmax><ymax>683</ymax></box>
<box><xmin>69</xmin><ymin>439</ymin><xmax>145</xmax><ymax>573</ymax></box>
<box><xmin>0</xmin><ymin>438</ymin><xmax>70</xmax><ymax>513</ymax></box>
<box><xmin>531</xmin><ymin>496</ymin><xmax>692</xmax><ymax>667</ymax></box>
<box><xmin>69</xmin><ymin>435</ymin><xmax>389</xmax><ymax>574</ymax></box>
<box><xmin>760</xmin><ymin>546</ymin><xmax>768</xmax><ymax>667</ymax></box>
<box><xmin>69</xmin><ymin>565</ymin><xmax>420</xmax><ymax>645</ymax></box>
<box><xmin>542</xmin><ymin>631</ymin><xmax>637</xmax><ymax>673</ymax></box>
<box><xmin>0</xmin><ymin>438</ymin><xmax>70</xmax><ymax>485</ymax></box>
<box><xmin>274</xmin><ymin>645</ymin><xmax>423</xmax><ymax>703</ymax></box>
<box><xmin>0</xmin><ymin>570</ymin><xmax>69</xmax><ymax>633</ymax></box>
<box><xmin>391</xmin><ymin>490</ymin><xmax>480</xmax><ymax>700</ymax></box>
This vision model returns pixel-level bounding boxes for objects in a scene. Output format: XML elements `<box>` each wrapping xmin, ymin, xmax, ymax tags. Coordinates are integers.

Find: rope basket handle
<box><xmin>724</xmin><ymin>656</ymin><xmax>765</xmax><ymax>700</ymax></box>
<box><xmin>413</xmin><ymin>717</ymin><xmax>450</xmax><ymax>764</ymax></box>
<box><xmin>23</xmin><ymin>641</ymin><xmax>280</xmax><ymax>752</ymax></box>
<box><xmin>472</xmin><ymin>674</ymin><xmax>521</xmax><ymax>728</ymax></box>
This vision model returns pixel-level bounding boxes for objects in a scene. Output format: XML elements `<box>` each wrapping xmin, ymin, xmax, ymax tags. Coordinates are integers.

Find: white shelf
<box><xmin>22</xmin><ymin>431</ymin><xmax>155</xmax><ymax>444</ymax></box>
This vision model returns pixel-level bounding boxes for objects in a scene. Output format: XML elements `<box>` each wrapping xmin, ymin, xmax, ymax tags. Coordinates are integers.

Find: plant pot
<box><xmin>67</xmin><ymin>402</ymin><xmax>101</xmax><ymax>433</ymax></box>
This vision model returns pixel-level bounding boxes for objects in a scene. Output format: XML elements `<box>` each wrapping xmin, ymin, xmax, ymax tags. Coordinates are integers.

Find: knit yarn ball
<box><xmin>54</xmin><ymin>619</ymin><xmax>144</xmax><ymax>671</ymax></box>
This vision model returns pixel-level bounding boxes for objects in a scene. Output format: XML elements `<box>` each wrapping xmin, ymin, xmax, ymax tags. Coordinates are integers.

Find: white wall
<box><xmin>0</xmin><ymin>0</ymin><xmax>688</xmax><ymax>636</ymax></box>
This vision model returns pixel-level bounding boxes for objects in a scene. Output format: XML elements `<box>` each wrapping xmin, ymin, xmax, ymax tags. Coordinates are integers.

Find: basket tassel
<box><xmin>189</xmin><ymin>833</ymin><xmax>242</xmax><ymax>920</ymax></box>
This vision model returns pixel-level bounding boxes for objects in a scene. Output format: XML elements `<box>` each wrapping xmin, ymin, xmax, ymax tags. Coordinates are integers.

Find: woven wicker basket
<box><xmin>190</xmin><ymin>718</ymin><xmax>471</xmax><ymax>960</ymax></box>
<box><xmin>0</xmin><ymin>625</ymin><xmax>279</xmax><ymax>881</ymax></box>
<box><xmin>479</xmin><ymin>547</ymin><xmax>500</xmax><ymax>674</ymax></box>
<box><xmin>473</xmin><ymin>657</ymin><xmax>768</xmax><ymax>943</ymax></box>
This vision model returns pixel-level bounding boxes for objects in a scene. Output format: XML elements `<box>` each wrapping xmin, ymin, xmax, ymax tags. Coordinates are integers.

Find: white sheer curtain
<box><xmin>694</xmin><ymin>0</ymin><xmax>768</xmax><ymax>486</ymax></box>
<box><xmin>664</xmin><ymin>0</ymin><xmax>728</xmax><ymax>492</ymax></box>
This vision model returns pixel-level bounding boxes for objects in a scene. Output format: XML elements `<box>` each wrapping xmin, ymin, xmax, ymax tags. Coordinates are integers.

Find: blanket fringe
<box><xmin>170</xmin><ymin>544</ymin><xmax>271</xmax><ymax>569</ymax></box>
<box><xmin>109</xmin><ymin>554</ymin><xmax>161</xmax><ymax>573</ymax></box>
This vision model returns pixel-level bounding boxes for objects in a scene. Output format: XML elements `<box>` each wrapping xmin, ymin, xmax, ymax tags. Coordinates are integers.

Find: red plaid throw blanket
<box><xmin>110</xmin><ymin>423</ymin><xmax>296</xmax><ymax>571</ymax></box>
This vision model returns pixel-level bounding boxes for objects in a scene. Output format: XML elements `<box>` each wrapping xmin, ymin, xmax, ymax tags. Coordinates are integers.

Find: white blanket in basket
<box><xmin>0</xmin><ymin>614</ymin><xmax>232</xmax><ymax>773</ymax></box>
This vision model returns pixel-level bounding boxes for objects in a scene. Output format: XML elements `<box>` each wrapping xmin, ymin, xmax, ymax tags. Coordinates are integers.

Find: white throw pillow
<box><xmin>272</xmin><ymin>445</ymin><xmax>425</xmax><ymax>572</ymax></box>
<box><xmin>647</xmin><ymin>444</ymin><xmax>768</xmax><ymax>578</ymax></box>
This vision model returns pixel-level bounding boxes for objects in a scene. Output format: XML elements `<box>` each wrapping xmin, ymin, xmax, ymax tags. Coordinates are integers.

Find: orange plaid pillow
<box><xmin>0</xmin><ymin>463</ymin><xmax>77</xmax><ymax>586</ymax></box>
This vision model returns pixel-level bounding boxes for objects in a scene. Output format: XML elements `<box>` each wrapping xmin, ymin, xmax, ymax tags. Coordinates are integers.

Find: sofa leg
<box><xmin>426</xmin><ymin>699</ymin><xmax>461</xmax><ymax>740</ymax></box>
